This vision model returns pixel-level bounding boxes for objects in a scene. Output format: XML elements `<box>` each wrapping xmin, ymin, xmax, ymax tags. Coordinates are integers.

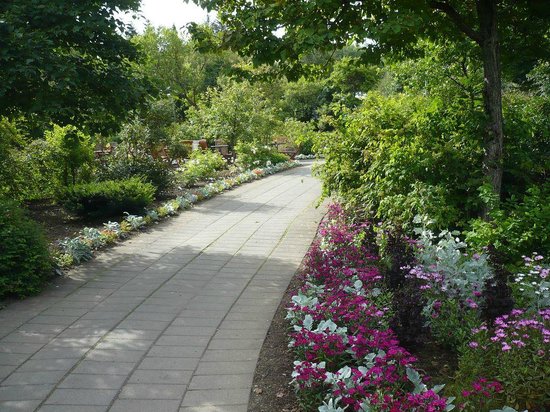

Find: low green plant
<box><xmin>123</xmin><ymin>212</ymin><xmax>146</xmax><ymax>230</ymax></box>
<box><xmin>409</xmin><ymin>225</ymin><xmax>494</xmax><ymax>350</ymax></box>
<box><xmin>58</xmin><ymin>237</ymin><xmax>93</xmax><ymax>264</ymax></box>
<box><xmin>58</xmin><ymin>177</ymin><xmax>155</xmax><ymax>218</ymax></box>
<box><xmin>235</xmin><ymin>142</ymin><xmax>289</xmax><ymax>169</ymax></box>
<box><xmin>98</xmin><ymin>150</ymin><xmax>174</xmax><ymax>195</ymax></box>
<box><xmin>178</xmin><ymin>149</ymin><xmax>226</xmax><ymax>186</ymax></box>
<box><xmin>0</xmin><ymin>198</ymin><xmax>52</xmax><ymax>297</ymax></box>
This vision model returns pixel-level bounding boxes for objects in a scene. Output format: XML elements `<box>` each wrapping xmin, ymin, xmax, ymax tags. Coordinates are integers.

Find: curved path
<box><xmin>0</xmin><ymin>162</ymin><xmax>325</xmax><ymax>412</ymax></box>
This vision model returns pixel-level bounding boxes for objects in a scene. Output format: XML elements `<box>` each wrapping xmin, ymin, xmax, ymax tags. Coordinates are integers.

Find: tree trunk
<box><xmin>477</xmin><ymin>0</ymin><xmax>504</xmax><ymax>218</ymax></box>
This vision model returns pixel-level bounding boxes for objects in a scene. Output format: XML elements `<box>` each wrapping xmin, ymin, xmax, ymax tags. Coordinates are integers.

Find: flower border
<box><xmin>53</xmin><ymin>161</ymin><xmax>299</xmax><ymax>269</ymax></box>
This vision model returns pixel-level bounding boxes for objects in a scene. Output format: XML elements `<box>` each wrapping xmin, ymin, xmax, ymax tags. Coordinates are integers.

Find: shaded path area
<box><xmin>0</xmin><ymin>162</ymin><xmax>325</xmax><ymax>412</ymax></box>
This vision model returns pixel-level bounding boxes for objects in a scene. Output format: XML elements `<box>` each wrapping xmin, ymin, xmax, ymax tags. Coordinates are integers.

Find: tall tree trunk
<box><xmin>477</xmin><ymin>0</ymin><xmax>504</xmax><ymax>218</ymax></box>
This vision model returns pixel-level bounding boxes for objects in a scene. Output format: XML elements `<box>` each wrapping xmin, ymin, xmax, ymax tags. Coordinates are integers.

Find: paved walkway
<box><xmin>0</xmin><ymin>162</ymin><xmax>325</xmax><ymax>412</ymax></box>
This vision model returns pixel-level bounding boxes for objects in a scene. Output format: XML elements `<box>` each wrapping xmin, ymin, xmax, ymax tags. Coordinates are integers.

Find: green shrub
<box><xmin>465</xmin><ymin>184</ymin><xmax>550</xmax><ymax>265</ymax></box>
<box><xmin>178</xmin><ymin>149</ymin><xmax>226</xmax><ymax>186</ymax></box>
<box><xmin>317</xmin><ymin>91</ymin><xmax>484</xmax><ymax>230</ymax></box>
<box><xmin>44</xmin><ymin>124</ymin><xmax>94</xmax><ymax>187</ymax></box>
<box><xmin>59</xmin><ymin>177</ymin><xmax>155</xmax><ymax>218</ymax></box>
<box><xmin>2</xmin><ymin>120</ymin><xmax>96</xmax><ymax>201</ymax></box>
<box><xmin>235</xmin><ymin>142</ymin><xmax>289</xmax><ymax>169</ymax></box>
<box><xmin>0</xmin><ymin>198</ymin><xmax>52</xmax><ymax>297</ymax></box>
<box><xmin>282</xmin><ymin>119</ymin><xmax>316</xmax><ymax>155</ymax></box>
<box><xmin>98</xmin><ymin>152</ymin><xmax>174</xmax><ymax>195</ymax></box>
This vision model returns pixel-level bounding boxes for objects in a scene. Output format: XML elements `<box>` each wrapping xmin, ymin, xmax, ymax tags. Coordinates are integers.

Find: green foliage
<box><xmin>465</xmin><ymin>184</ymin><xmax>550</xmax><ymax>265</ymax></box>
<box><xmin>282</xmin><ymin>119</ymin><xmax>317</xmax><ymax>155</ymax></box>
<box><xmin>0</xmin><ymin>198</ymin><xmax>52</xmax><ymax>298</ymax></box>
<box><xmin>59</xmin><ymin>177</ymin><xmax>155</xmax><ymax>219</ymax></box>
<box><xmin>44</xmin><ymin>124</ymin><xmax>94</xmax><ymax>186</ymax></box>
<box><xmin>384</xmin><ymin>39</ymin><xmax>483</xmax><ymax>104</ymax></box>
<box><xmin>127</xmin><ymin>97</ymin><xmax>191</xmax><ymax>162</ymax></box>
<box><xmin>279</xmin><ymin>77</ymin><xmax>330</xmax><ymax>122</ymax></box>
<box><xmin>142</xmin><ymin>97</ymin><xmax>179</xmax><ymax>148</ymax></box>
<box><xmin>0</xmin><ymin>117</ymin><xmax>25</xmax><ymax>198</ymax></box>
<box><xmin>317</xmin><ymin>91</ymin><xmax>483</xmax><ymax>229</ymax></box>
<box><xmin>164</xmin><ymin>123</ymin><xmax>192</xmax><ymax>161</ymax></box>
<box><xmin>527</xmin><ymin>60</ymin><xmax>550</xmax><ymax>97</ymax></box>
<box><xmin>235</xmin><ymin>142</ymin><xmax>289</xmax><ymax>169</ymax></box>
<box><xmin>196</xmin><ymin>0</ymin><xmax>549</xmax><ymax>83</ymax></box>
<box><xmin>100</xmin><ymin>120</ymin><xmax>175</xmax><ymax>195</ymax></box>
<box><xmin>500</xmin><ymin>91</ymin><xmax>549</xmax><ymax>199</ymax></box>
<box><xmin>428</xmin><ymin>298</ymin><xmax>480</xmax><ymax>351</ymax></box>
<box><xmin>178</xmin><ymin>149</ymin><xmax>226</xmax><ymax>186</ymax></box>
<box><xmin>328</xmin><ymin>57</ymin><xmax>381</xmax><ymax>107</ymax></box>
<box><xmin>1</xmin><ymin>120</ymin><xmax>95</xmax><ymax>200</ymax></box>
<box><xmin>132</xmin><ymin>25</ymin><xmax>240</xmax><ymax>110</ymax></box>
<box><xmin>186</xmin><ymin>78</ymin><xmax>279</xmax><ymax>149</ymax></box>
<box><xmin>0</xmin><ymin>0</ymin><xmax>148</xmax><ymax>133</ymax></box>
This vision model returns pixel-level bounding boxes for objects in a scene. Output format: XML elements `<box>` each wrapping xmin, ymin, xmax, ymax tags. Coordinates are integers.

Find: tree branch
<box><xmin>429</xmin><ymin>1</ymin><xmax>482</xmax><ymax>45</ymax></box>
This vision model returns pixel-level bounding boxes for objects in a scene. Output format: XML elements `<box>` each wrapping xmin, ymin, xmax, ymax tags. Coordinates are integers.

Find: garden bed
<box><xmin>26</xmin><ymin>169</ymin><xmax>243</xmax><ymax>244</ymax></box>
<box><xmin>275</xmin><ymin>203</ymin><xmax>549</xmax><ymax>412</ymax></box>
<box><xmin>50</xmin><ymin>161</ymin><xmax>300</xmax><ymax>269</ymax></box>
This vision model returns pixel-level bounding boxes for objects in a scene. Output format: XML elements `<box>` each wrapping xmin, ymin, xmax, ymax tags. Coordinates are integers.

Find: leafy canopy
<box><xmin>193</xmin><ymin>0</ymin><xmax>549</xmax><ymax>80</ymax></box>
<box><xmin>0</xmin><ymin>0</ymin><xmax>149</xmax><ymax>133</ymax></box>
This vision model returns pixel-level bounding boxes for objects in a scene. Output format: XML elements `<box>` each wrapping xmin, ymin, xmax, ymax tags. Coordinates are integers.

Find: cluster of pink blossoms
<box><xmin>469</xmin><ymin>308</ymin><xmax>550</xmax><ymax>353</ymax></box>
<box><xmin>288</xmin><ymin>204</ymin><xmax>450</xmax><ymax>411</ymax></box>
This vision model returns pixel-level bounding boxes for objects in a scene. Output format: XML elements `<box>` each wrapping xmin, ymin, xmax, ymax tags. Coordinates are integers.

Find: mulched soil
<box><xmin>24</xmin><ymin>171</ymin><xmax>237</xmax><ymax>245</ymax></box>
<box><xmin>408</xmin><ymin>341</ymin><xmax>458</xmax><ymax>386</ymax></box>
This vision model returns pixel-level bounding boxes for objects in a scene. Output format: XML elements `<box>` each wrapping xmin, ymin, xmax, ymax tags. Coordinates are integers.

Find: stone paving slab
<box><xmin>0</xmin><ymin>162</ymin><xmax>325</xmax><ymax>412</ymax></box>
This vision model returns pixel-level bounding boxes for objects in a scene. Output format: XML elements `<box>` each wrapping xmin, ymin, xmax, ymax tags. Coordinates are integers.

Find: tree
<box><xmin>132</xmin><ymin>25</ymin><xmax>241</xmax><ymax>111</ymax></box>
<box><xmin>187</xmin><ymin>78</ymin><xmax>279</xmax><ymax>150</ymax></box>
<box><xmin>45</xmin><ymin>125</ymin><xmax>94</xmax><ymax>186</ymax></box>
<box><xmin>193</xmin><ymin>0</ymin><xmax>550</xmax><ymax>212</ymax></box>
<box><xmin>0</xmin><ymin>0</ymin><xmax>149</xmax><ymax>133</ymax></box>
<box><xmin>279</xmin><ymin>77</ymin><xmax>330</xmax><ymax>122</ymax></box>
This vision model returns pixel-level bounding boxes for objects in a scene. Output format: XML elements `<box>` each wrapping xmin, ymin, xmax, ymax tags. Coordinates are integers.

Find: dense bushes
<box><xmin>318</xmin><ymin>92</ymin><xmax>484</xmax><ymax>230</ymax></box>
<box><xmin>59</xmin><ymin>177</ymin><xmax>155</xmax><ymax>218</ymax></box>
<box><xmin>1</xmin><ymin>120</ymin><xmax>95</xmax><ymax>201</ymax></box>
<box><xmin>317</xmin><ymin>89</ymin><xmax>549</xmax><ymax>264</ymax></box>
<box><xmin>465</xmin><ymin>184</ymin><xmax>550</xmax><ymax>264</ymax></box>
<box><xmin>98</xmin><ymin>153</ymin><xmax>174</xmax><ymax>195</ymax></box>
<box><xmin>235</xmin><ymin>142</ymin><xmax>289</xmax><ymax>169</ymax></box>
<box><xmin>177</xmin><ymin>149</ymin><xmax>226</xmax><ymax>186</ymax></box>
<box><xmin>0</xmin><ymin>199</ymin><xmax>52</xmax><ymax>297</ymax></box>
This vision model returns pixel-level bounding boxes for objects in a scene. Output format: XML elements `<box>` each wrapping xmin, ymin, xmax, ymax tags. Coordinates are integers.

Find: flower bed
<box><xmin>287</xmin><ymin>204</ymin><xmax>452</xmax><ymax>411</ymax></box>
<box><xmin>288</xmin><ymin>204</ymin><xmax>549</xmax><ymax>411</ymax></box>
<box><xmin>295</xmin><ymin>154</ymin><xmax>319</xmax><ymax>160</ymax></box>
<box><xmin>53</xmin><ymin>161</ymin><xmax>298</xmax><ymax>268</ymax></box>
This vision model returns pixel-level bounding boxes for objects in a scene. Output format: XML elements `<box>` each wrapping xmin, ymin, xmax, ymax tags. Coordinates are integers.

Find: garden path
<box><xmin>0</xmin><ymin>161</ymin><xmax>325</xmax><ymax>412</ymax></box>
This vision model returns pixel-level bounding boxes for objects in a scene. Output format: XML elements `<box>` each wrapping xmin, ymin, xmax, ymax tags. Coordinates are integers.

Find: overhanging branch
<box><xmin>429</xmin><ymin>1</ymin><xmax>482</xmax><ymax>45</ymax></box>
